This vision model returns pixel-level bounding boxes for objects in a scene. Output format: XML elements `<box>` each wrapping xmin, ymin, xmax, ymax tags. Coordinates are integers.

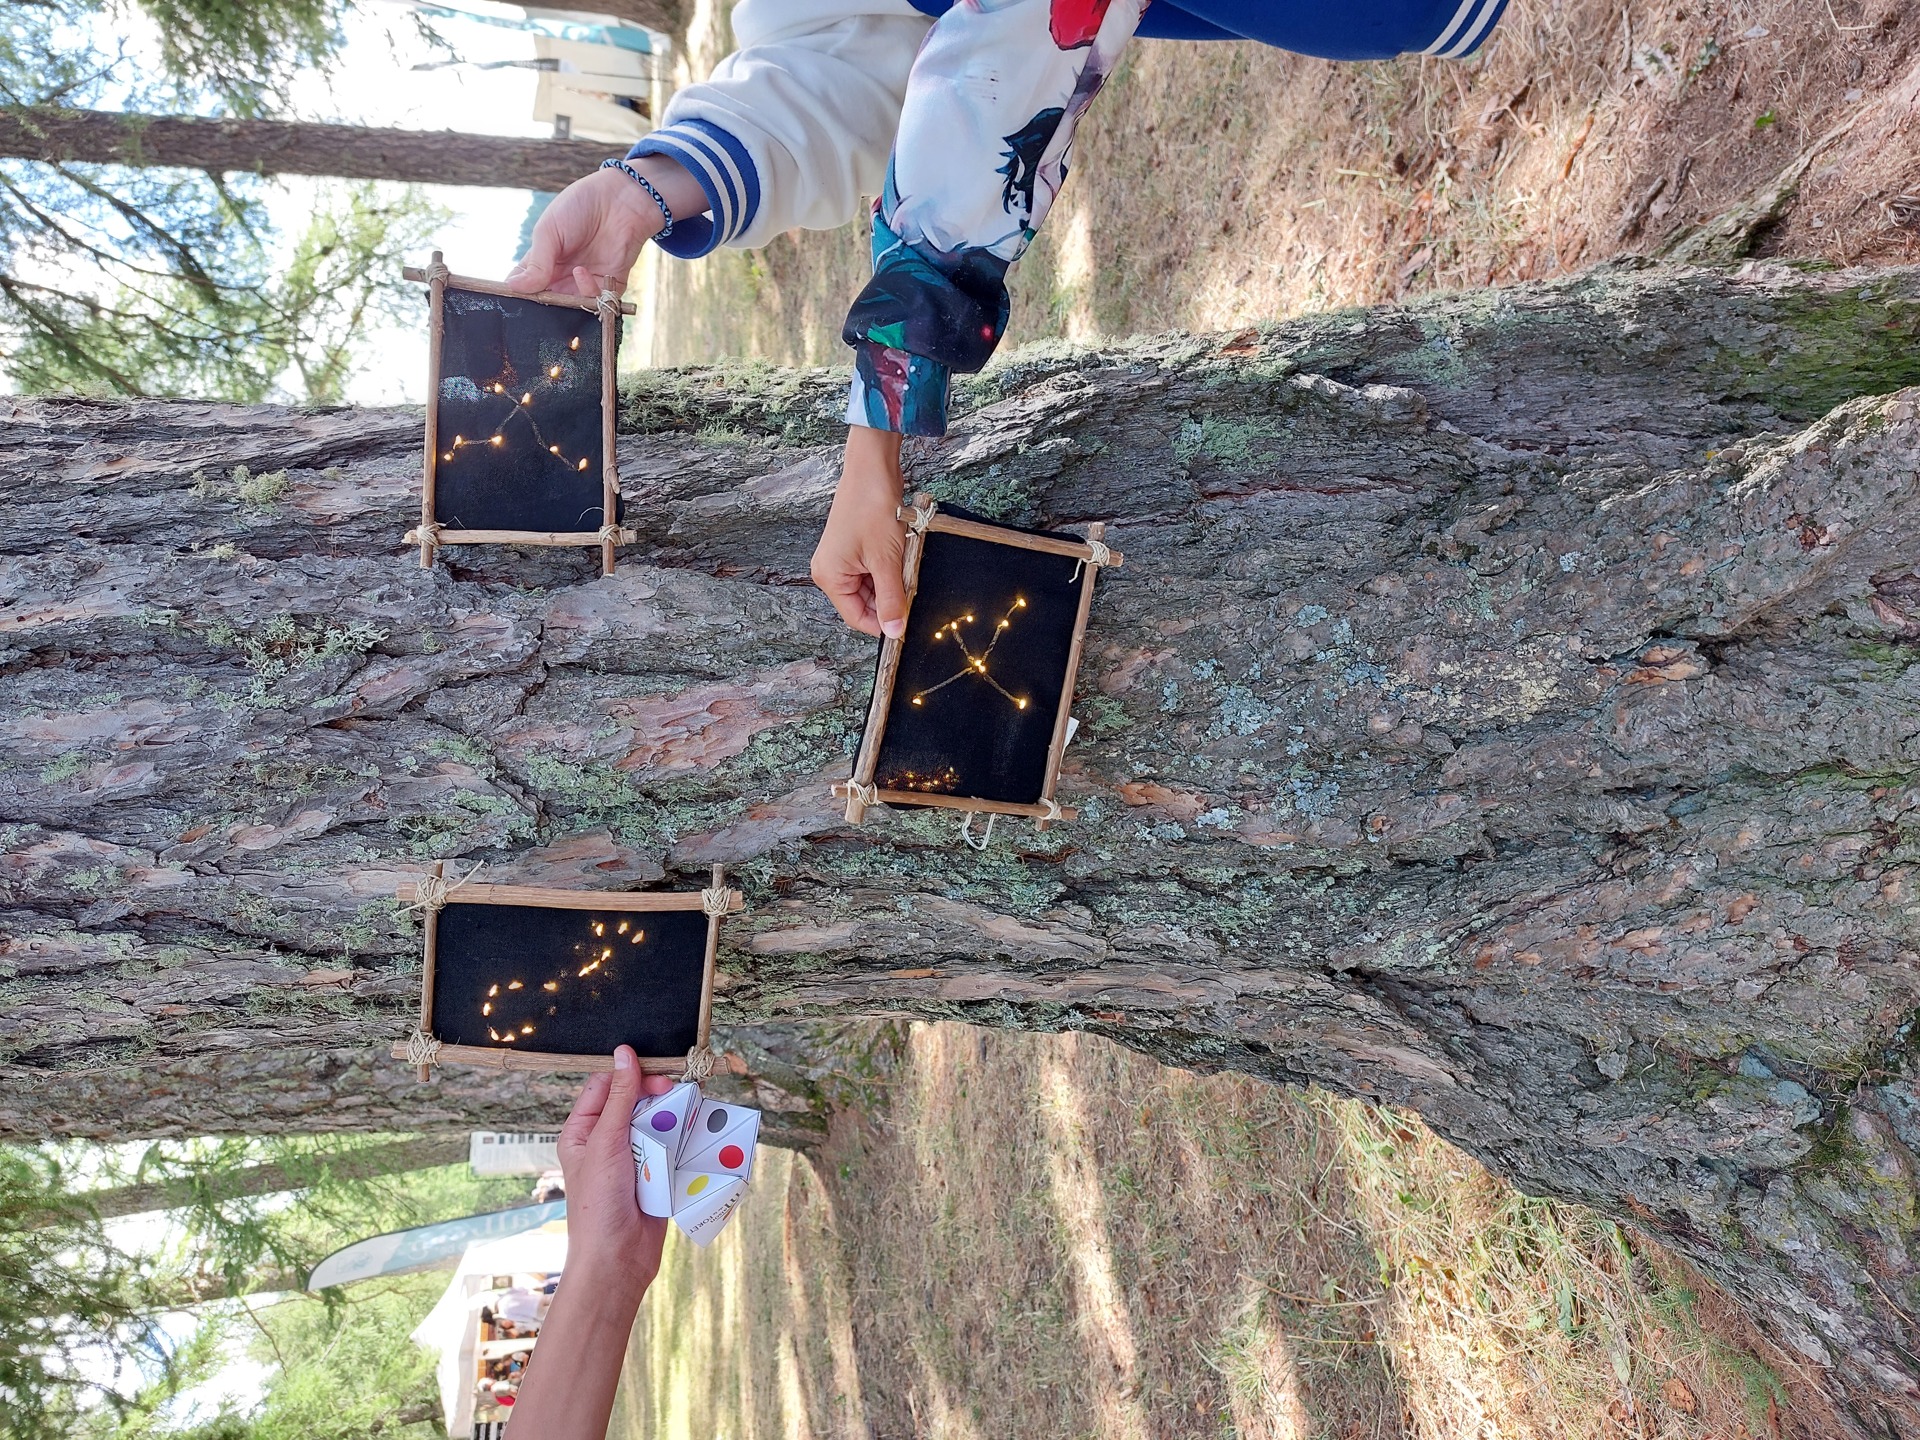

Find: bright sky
<box><xmin>276</xmin><ymin>1</ymin><xmax>566</xmax><ymax>404</ymax></box>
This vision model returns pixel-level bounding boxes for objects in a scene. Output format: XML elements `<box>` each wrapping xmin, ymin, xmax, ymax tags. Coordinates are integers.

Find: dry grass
<box><xmin>615</xmin><ymin>1147</ymin><xmax>867</xmax><ymax>1440</ymax></box>
<box><xmin>615</xmin><ymin>1025</ymin><xmax>1838</xmax><ymax>1440</ymax></box>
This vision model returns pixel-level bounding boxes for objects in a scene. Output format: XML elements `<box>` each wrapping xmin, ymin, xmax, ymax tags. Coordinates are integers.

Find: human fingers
<box><xmin>814</xmin><ymin>561</ymin><xmax>881</xmax><ymax>636</ymax></box>
<box><xmin>558</xmin><ymin>1070</ymin><xmax>612</xmax><ymax>1164</ymax></box>
<box><xmin>593</xmin><ymin>1045</ymin><xmax>644</xmax><ymax>1152</ymax></box>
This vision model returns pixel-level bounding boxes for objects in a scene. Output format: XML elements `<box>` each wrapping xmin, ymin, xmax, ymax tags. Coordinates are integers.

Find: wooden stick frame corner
<box><xmin>836</xmin><ymin>493</ymin><xmax>1124</xmax><ymax>830</ymax></box>
<box><xmin>403</xmin><ymin>252</ymin><xmax>640</xmax><ymax>576</ymax></box>
<box><xmin>390</xmin><ymin>862</ymin><xmax>743</xmax><ymax>1079</ymax></box>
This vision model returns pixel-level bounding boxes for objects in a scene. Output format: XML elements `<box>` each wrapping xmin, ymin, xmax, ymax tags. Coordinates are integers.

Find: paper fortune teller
<box><xmin>629</xmin><ymin>1082</ymin><xmax>761</xmax><ymax>1247</ymax></box>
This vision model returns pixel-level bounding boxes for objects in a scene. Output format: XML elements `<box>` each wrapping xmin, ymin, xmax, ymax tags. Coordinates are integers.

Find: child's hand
<box><xmin>506</xmin><ymin>158</ymin><xmax>702</xmax><ymax>298</ymax></box>
<box><xmin>554</xmin><ymin>1046</ymin><xmax>673</xmax><ymax>1295</ymax></box>
<box><xmin>811</xmin><ymin>426</ymin><xmax>908</xmax><ymax>638</ymax></box>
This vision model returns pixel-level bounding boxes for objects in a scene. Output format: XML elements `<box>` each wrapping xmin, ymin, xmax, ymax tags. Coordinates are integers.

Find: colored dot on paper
<box><xmin>718</xmin><ymin>1145</ymin><xmax>745</xmax><ymax>1169</ymax></box>
<box><xmin>706</xmin><ymin>1108</ymin><xmax>728</xmax><ymax>1133</ymax></box>
<box><xmin>650</xmin><ymin>1112</ymin><xmax>677</xmax><ymax>1133</ymax></box>
<box><xmin>687</xmin><ymin>1175</ymin><xmax>709</xmax><ymax>1196</ymax></box>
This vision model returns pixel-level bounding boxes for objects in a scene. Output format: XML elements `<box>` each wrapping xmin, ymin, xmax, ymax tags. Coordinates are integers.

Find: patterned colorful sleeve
<box><xmin>842</xmin><ymin>0</ymin><xmax>1148</xmax><ymax>437</ymax></box>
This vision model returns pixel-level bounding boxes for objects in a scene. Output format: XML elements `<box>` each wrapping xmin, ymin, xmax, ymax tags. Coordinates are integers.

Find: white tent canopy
<box><xmin>412</xmin><ymin>1220</ymin><xmax>569</xmax><ymax>1438</ymax></box>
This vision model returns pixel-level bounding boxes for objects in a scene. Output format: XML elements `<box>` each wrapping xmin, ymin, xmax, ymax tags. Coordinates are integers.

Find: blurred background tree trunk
<box><xmin>0</xmin><ymin>106</ymin><xmax>615</xmax><ymax>188</ymax></box>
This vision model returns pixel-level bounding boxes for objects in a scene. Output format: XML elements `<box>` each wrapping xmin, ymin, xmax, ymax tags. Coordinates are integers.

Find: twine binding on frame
<box><xmin>902</xmin><ymin>500</ymin><xmax>936</xmax><ymax>534</ymax></box>
<box><xmin>679</xmin><ymin>1045</ymin><xmax>717</xmax><ymax>1083</ymax></box>
<box><xmin>596</xmin><ymin>289</ymin><xmax>621</xmax><ymax>321</ymax></box>
<box><xmin>841</xmin><ymin>780</ymin><xmax>880</xmax><ymax>809</ymax></box>
<box><xmin>1071</xmin><ymin>538</ymin><xmax>1113</xmax><ymax>583</ymax></box>
<box><xmin>958</xmin><ymin>811</ymin><xmax>997</xmax><ymax>851</ymax></box>
<box><xmin>405</xmin><ymin>861</ymin><xmax>483</xmax><ymax>917</ymax></box>
<box><xmin>408</xmin><ymin>522</ymin><xmax>443</xmax><ymax>549</ymax></box>
<box><xmin>404</xmin><ymin>1028</ymin><xmax>442</xmax><ymax>1068</ymax></box>
<box><xmin>424</xmin><ymin>258</ymin><xmax>451</xmax><ymax>287</ymax></box>
<box><xmin>1037</xmin><ymin>797</ymin><xmax>1064</xmax><ymax>824</ymax></box>
<box><xmin>700</xmin><ymin>886</ymin><xmax>731</xmax><ymax>917</ymax></box>
<box><xmin>596</xmin><ymin>523</ymin><xmax>624</xmax><ymax>546</ymax></box>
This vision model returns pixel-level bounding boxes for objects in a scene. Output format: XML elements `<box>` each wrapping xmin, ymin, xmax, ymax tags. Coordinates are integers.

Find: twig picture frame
<box><xmin>391</xmin><ymin>863</ymin><xmax>744</xmax><ymax>1079</ymax></box>
<box><xmin>834</xmin><ymin>493</ymin><xmax>1122</xmax><ymax>830</ymax></box>
<box><xmin>402</xmin><ymin>250</ymin><xmax>638</xmax><ymax>576</ymax></box>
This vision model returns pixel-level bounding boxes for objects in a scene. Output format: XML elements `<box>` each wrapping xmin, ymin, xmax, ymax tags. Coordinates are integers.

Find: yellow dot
<box><xmin>687</xmin><ymin>1175</ymin><xmax>709</xmax><ymax>1196</ymax></box>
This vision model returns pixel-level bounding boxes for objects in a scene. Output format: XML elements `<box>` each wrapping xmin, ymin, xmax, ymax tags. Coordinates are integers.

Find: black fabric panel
<box><xmin>430</xmin><ymin>903</ymin><xmax>705</xmax><ymax>1058</ymax></box>
<box><xmin>431</xmin><ymin>287</ymin><xmax>620</xmax><ymax>533</ymax></box>
<box><xmin>872</xmin><ymin>514</ymin><xmax>1083</xmax><ymax>805</ymax></box>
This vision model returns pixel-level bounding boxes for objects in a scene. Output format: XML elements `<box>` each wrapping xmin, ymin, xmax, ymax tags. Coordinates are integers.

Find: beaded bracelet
<box><xmin>600</xmin><ymin>158</ymin><xmax>674</xmax><ymax>239</ymax></box>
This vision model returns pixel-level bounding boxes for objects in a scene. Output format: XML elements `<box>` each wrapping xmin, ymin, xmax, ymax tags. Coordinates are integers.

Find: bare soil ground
<box><xmin>615</xmin><ymin>2</ymin><xmax>1920</xmax><ymax>1434</ymax></box>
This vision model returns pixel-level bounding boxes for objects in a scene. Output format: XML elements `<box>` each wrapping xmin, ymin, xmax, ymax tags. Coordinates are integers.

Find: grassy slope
<box><xmin>617</xmin><ymin>1029</ymin><xmax>1843</xmax><ymax>1440</ymax></box>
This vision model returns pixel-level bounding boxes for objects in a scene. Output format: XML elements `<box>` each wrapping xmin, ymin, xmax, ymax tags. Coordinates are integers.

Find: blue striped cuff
<box><xmin>627</xmin><ymin>119</ymin><xmax>762</xmax><ymax>259</ymax></box>
<box><xmin>1422</xmin><ymin>0</ymin><xmax>1508</xmax><ymax>57</ymax></box>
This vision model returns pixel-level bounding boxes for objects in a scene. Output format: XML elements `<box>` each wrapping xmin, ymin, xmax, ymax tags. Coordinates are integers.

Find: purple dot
<box><xmin>650</xmin><ymin>1111</ymin><xmax>677</xmax><ymax>1133</ymax></box>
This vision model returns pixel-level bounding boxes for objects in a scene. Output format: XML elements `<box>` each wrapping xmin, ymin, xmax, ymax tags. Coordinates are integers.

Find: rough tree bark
<box><xmin>3</xmin><ymin>261</ymin><xmax>1920</xmax><ymax>1430</ymax></box>
<box><xmin>0</xmin><ymin>107</ymin><xmax>613</xmax><ymax>190</ymax></box>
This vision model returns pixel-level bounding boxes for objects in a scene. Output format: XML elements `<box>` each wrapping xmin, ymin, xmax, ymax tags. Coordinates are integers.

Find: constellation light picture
<box><xmin>391</xmin><ymin>864</ymin><xmax>745</xmax><ymax>1078</ymax></box>
<box><xmin>402</xmin><ymin>252</ymin><xmax>638</xmax><ymax>576</ymax></box>
<box><xmin>836</xmin><ymin>495</ymin><xmax>1123</xmax><ymax>827</ymax></box>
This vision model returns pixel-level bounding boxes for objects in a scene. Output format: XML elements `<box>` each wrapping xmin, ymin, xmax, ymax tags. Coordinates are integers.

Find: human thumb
<box><xmin>872</xmin><ymin>546</ymin><xmax>909</xmax><ymax>641</ymax></box>
<box><xmin>506</xmin><ymin>229</ymin><xmax>557</xmax><ymax>293</ymax></box>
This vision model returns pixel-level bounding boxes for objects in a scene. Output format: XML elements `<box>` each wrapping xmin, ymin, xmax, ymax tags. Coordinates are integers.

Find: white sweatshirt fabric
<box><xmin>630</xmin><ymin>0</ymin><xmax>933</xmax><ymax>258</ymax></box>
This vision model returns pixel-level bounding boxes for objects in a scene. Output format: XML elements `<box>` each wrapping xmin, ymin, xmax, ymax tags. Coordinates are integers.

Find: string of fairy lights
<box><xmin>910</xmin><ymin>597</ymin><xmax>1030</xmax><ymax>711</ymax></box>
<box><xmin>481</xmin><ymin>914</ymin><xmax>645</xmax><ymax>1044</ymax></box>
<box><xmin>442</xmin><ymin>335</ymin><xmax>592</xmax><ymax>474</ymax></box>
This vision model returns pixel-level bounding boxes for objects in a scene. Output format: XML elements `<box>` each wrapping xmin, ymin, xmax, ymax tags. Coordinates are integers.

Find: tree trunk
<box><xmin>4</xmin><ymin>261</ymin><xmax>1920</xmax><ymax>1430</ymax></box>
<box><xmin>587</xmin><ymin>0</ymin><xmax>681</xmax><ymax>34</ymax></box>
<box><xmin>0</xmin><ymin>106</ymin><xmax>612</xmax><ymax>190</ymax></box>
<box><xmin>46</xmin><ymin>1133</ymin><xmax>473</xmax><ymax>1227</ymax></box>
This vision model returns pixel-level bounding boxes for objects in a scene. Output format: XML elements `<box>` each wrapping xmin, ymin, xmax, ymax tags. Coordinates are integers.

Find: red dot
<box><xmin>718</xmin><ymin>1144</ymin><xmax>745</xmax><ymax>1169</ymax></box>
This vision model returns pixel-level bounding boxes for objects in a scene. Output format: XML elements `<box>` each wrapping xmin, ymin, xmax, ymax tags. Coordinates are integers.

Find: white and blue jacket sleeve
<box><xmin>626</xmin><ymin>0</ymin><xmax>933</xmax><ymax>259</ymax></box>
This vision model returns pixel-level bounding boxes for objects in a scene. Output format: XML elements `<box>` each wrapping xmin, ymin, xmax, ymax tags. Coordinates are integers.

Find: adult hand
<box><xmin>554</xmin><ymin>1045</ymin><xmax>673</xmax><ymax>1294</ymax></box>
<box><xmin>811</xmin><ymin>425</ymin><xmax>909</xmax><ymax>638</ymax></box>
<box><xmin>506</xmin><ymin>156</ymin><xmax>705</xmax><ymax>299</ymax></box>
